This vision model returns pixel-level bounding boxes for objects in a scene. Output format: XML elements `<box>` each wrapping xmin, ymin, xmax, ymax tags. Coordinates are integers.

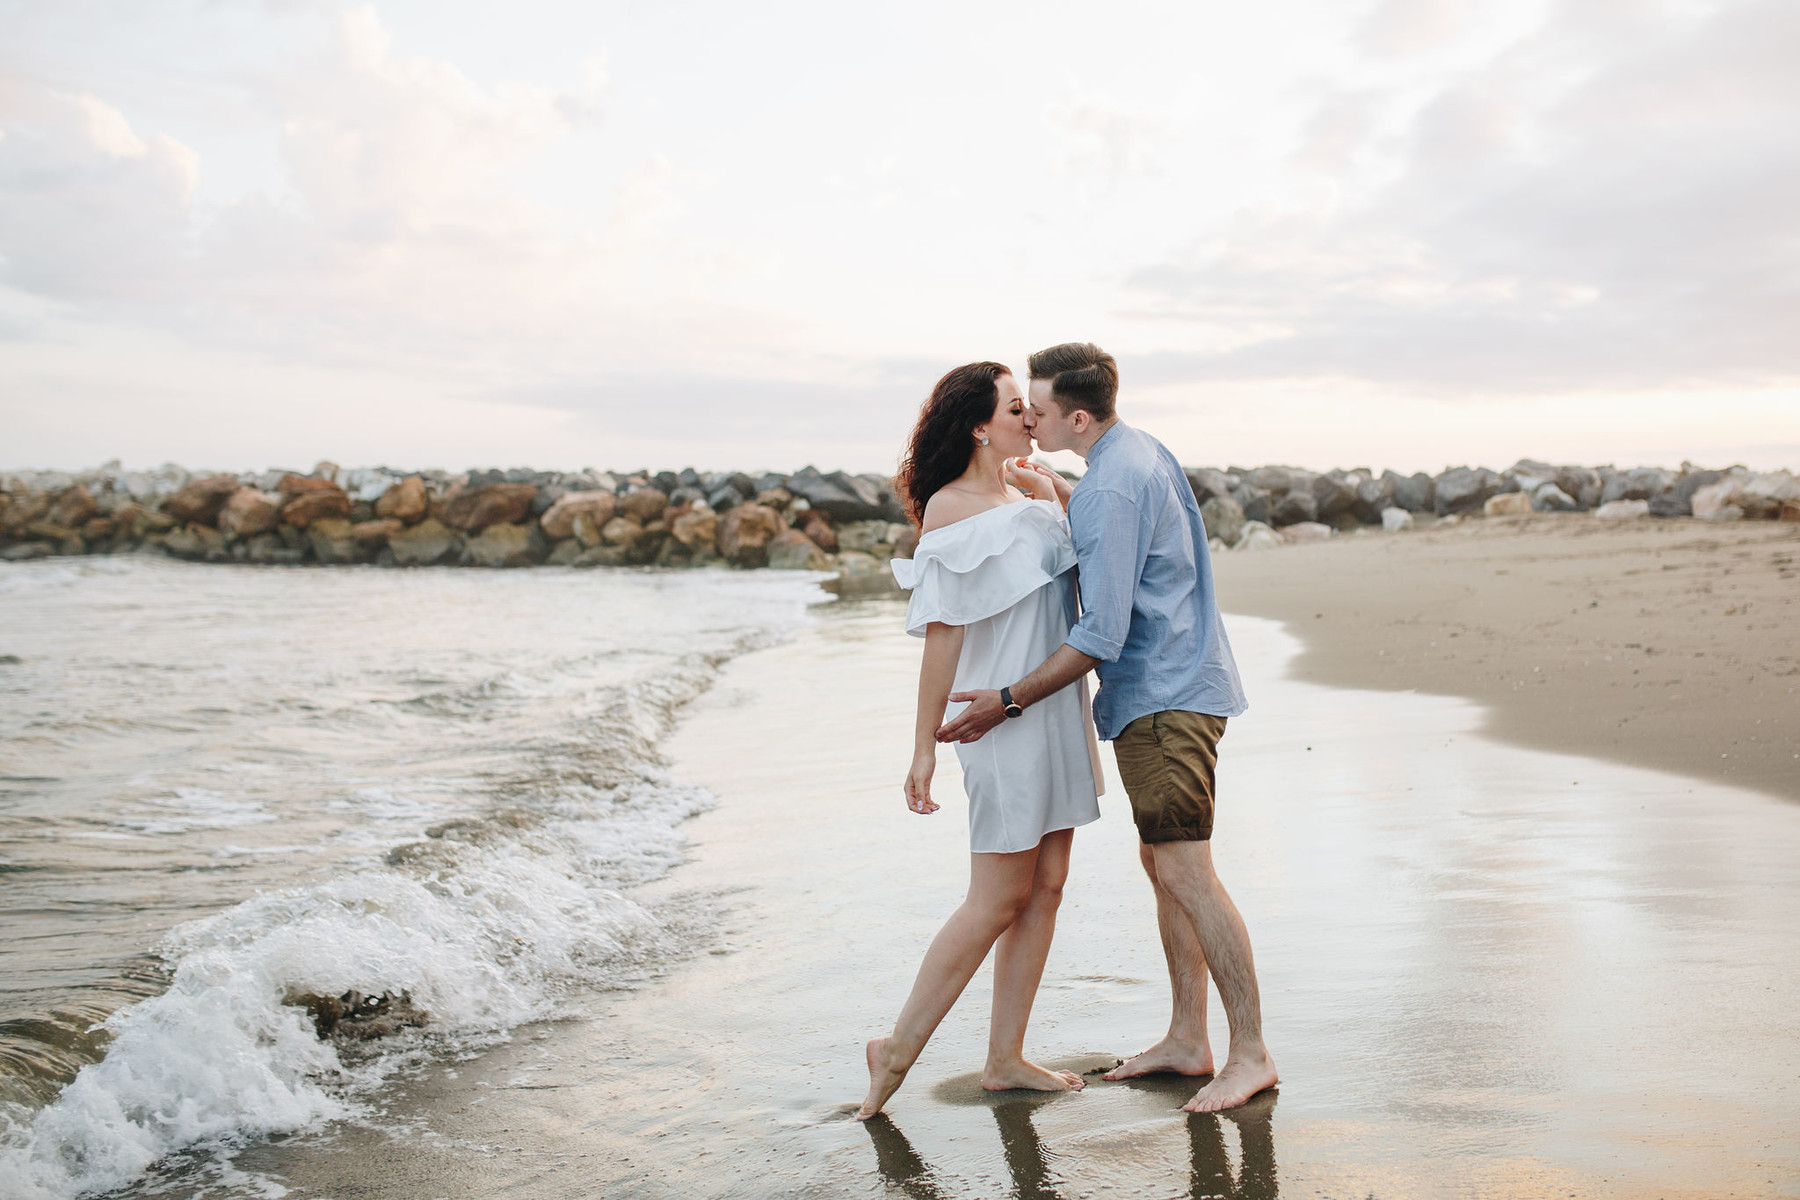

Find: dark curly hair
<box><xmin>894</xmin><ymin>361</ymin><xmax>1010</xmax><ymax>524</ymax></box>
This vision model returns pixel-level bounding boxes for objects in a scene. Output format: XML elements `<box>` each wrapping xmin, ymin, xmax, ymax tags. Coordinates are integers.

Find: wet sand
<box><xmin>1215</xmin><ymin>514</ymin><xmax>1800</xmax><ymax>802</ymax></box>
<box><xmin>230</xmin><ymin>602</ymin><xmax>1800</xmax><ymax>1199</ymax></box>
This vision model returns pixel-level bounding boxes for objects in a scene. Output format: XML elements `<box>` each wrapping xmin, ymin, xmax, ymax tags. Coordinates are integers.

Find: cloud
<box><xmin>1128</xmin><ymin>0</ymin><xmax>1800</xmax><ymax>395</ymax></box>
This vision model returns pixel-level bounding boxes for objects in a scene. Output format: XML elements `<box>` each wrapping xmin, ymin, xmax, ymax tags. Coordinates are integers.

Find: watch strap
<box><xmin>1000</xmin><ymin>686</ymin><xmax>1024</xmax><ymax>718</ymax></box>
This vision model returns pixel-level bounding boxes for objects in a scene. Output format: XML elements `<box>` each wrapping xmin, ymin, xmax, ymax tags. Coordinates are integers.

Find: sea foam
<box><xmin>0</xmin><ymin>643</ymin><xmax>748</xmax><ymax>1198</ymax></box>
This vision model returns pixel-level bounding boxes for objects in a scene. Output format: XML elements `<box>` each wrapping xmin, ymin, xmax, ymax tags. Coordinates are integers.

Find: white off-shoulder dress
<box><xmin>890</xmin><ymin>500</ymin><xmax>1103</xmax><ymax>854</ymax></box>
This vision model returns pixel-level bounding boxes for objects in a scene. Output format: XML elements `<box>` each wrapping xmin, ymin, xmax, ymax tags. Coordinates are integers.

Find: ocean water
<box><xmin>0</xmin><ymin>556</ymin><xmax>827</xmax><ymax>1199</ymax></box>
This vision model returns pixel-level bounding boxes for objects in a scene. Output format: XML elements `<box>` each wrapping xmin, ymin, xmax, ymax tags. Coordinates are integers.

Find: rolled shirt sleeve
<box><xmin>1064</xmin><ymin>487</ymin><xmax>1147</xmax><ymax>663</ymax></box>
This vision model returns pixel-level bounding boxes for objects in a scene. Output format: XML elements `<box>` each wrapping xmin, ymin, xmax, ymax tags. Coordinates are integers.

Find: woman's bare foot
<box><xmin>858</xmin><ymin>1038</ymin><xmax>910</xmax><ymax>1120</ymax></box>
<box><xmin>1180</xmin><ymin>1049</ymin><xmax>1277</xmax><ymax>1112</ymax></box>
<box><xmin>1101</xmin><ymin>1036</ymin><xmax>1214</xmax><ymax>1081</ymax></box>
<box><xmin>981</xmin><ymin>1058</ymin><xmax>1086</xmax><ymax>1093</ymax></box>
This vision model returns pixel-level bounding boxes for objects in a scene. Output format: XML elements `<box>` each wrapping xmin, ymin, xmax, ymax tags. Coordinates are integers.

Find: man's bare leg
<box><xmin>1147</xmin><ymin>840</ymin><xmax>1277</xmax><ymax>1111</ymax></box>
<box><xmin>1104</xmin><ymin>839</ymin><xmax>1214</xmax><ymax>1080</ymax></box>
<box><xmin>985</xmin><ymin>829</ymin><xmax>1085</xmax><ymax>1093</ymax></box>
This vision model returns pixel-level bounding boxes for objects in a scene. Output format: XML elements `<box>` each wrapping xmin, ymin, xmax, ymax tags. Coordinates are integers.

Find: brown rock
<box><xmin>163</xmin><ymin>475</ymin><xmax>242</xmax><ymax>526</ymax></box>
<box><xmin>443</xmin><ymin>482</ymin><xmax>537</xmax><ymax>532</ymax></box>
<box><xmin>671</xmin><ymin>507</ymin><xmax>718</xmax><ymax>549</ymax></box>
<box><xmin>375</xmin><ymin>476</ymin><xmax>429</xmax><ymax>524</ymax></box>
<box><xmin>3</xmin><ymin>490</ymin><xmax>50</xmax><ymax>532</ymax></box>
<box><xmin>756</xmin><ymin>487</ymin><xmax>793</xmax><ymax>511</ymax></box>
<box><xmin>278</xmin><ymin>473</ymin><xmax>341</xmax><ymax>498</ymax></box>
<box><xmin>1483</xmin><ymin>492</ymin><xmax>1532</xmax><ymax>517</ymax></box>
<box><xmin>163</xmin><ymin>522</ymin><xmax>229</xmax><ymax>561</ymax></box>
<box><xmin>802</xmin><ymin>515</ymin><xmax>838</xmax><ymax>553</ymax></box>
<box><xmin>25</xmin><ymin>520</ymin><xmax>76</xmax><ymax>542</ymax></box>
<box><xmin>893</xmin><ymin>524</ymin><xmax>921</xmax><ymax>559</ymax></box>
<box><xmin>281</xmin><ymin>486</ymin><xmax>352</xmax><ymax>528</ymax></box>
<box><xmin>768</xmin><ymin>527</ymin><xmax>830</xmax><ymax>570</ymax></box>
<box><xmin>462</xmin><ymin>522</ymin><xmax>543</xmax><ymax>568</ymax></box>
<box><xmin>571</xmin><ymin>512</ymin><xmax>605</xmax><ymax>548</ymax></box>
<box><xmin>351</xmin><ymin>518</ymin><xmax>404</xmax><ymax>544</ymax></box>
<box><xmin>52</xmin><ymin>485</ymin><xmax>99</xmax><ymax>529</ymax></box>
<box><xmin>219</xmin><ymin>489</ymin><xmax>282</xmax><ymax>539</ymax></box>
<box><xmin>1782</xmin><ymin>501</ymin><xmax>1800</xmax><ymax>523</ymax></box>
<box><xmin>539</xmin><ymin>490</ymin><xmax>617</xmax><ymax>540</ymax></box>
<box><xmin>389</xmin><ymin>517</ymin><xmax>461</xmax><ymax>566</ymax></box>
<box><xmin>620</xmin><ymin>487</ymin><xmax>668</xmax><ymax>525</ymax></box>
<box><xmin>601</xmin><ymin>516</ymin><xmax>644</xmax><ymax>547</ymax></box>
<box><xmin>309</xmin><ymin>517</ymin><xmax>370</xmax><ymax>564</ymax></box>
<box><xmin>716</xmin><ymin>503</ymin><xmax>783</xmax><ymax>567</ymax></box>
<box><xmin>81</xmin><ymin>517</ymin><xmax>114</xmax><ymax>541</ymax></box>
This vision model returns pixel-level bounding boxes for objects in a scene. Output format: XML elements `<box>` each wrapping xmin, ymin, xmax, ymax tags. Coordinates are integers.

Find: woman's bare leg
<box><xmin>859</xmin><ymin>846</ymin><xmax>1044</xmax><ymax>1119</ymax></box>
<box><xmin>983</xmin><ymin>829</ymin><xmax>1084</xmax><ymax>1092</ymax></box>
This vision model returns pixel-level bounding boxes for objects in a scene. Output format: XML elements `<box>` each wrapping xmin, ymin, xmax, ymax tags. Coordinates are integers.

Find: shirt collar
<box><xmin>1084</xmin><ymin>420</ymin><xmax>1126</xmax><ymax>467</ymax></box>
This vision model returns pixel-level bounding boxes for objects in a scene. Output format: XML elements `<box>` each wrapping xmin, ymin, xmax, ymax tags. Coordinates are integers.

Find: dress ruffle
<box><xmin>890</xmin><ymin>500</ymin><xmax>1076</xmax><ymax>637</ymax></box>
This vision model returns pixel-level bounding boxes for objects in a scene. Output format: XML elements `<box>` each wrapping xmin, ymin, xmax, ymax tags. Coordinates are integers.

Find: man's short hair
<box><xmin>1027</xmin><ymin>342</ymin><xmax>1118</xmax><ymax>421</ymax></box>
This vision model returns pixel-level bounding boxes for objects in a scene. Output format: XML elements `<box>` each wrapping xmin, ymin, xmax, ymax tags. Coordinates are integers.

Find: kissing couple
<box><xmin>857</xmin><ymin>343</ymin><xmax>1278</xmax><ymax>1119</ymax></box>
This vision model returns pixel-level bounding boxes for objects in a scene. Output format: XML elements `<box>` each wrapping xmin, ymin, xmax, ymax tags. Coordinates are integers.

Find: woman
<box><xmin>857</xmin><ymin>361</ymin><xmax>1104</xmax><ymax>1120</ymax></box>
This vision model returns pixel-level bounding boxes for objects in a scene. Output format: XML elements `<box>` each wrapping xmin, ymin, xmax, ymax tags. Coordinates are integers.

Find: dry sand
<box><xmin>1215</xmin><ymin>514</ymin><xmax>1800</xmax><ymax>802</ymax></box>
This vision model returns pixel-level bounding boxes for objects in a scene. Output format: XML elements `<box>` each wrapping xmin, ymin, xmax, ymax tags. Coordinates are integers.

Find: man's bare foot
<box><xmin>1101</xmin><ymin>1036</ymin><xmax>1214</xmax><ymax>1081</ymax></box>
<box><xmin>1180</xmin><ymin>1050</ymin><xmax>1277</xmax><ymax>1112</ymax></box>
<box><xmin>857</xmin><ymin>1038</ymin><xmax>909</xmax><ymax>1120</ymax></box>
<box><xmin>981</xmin><ymin>1058</ymin><xmax>1086</xmax><ymax>1093</ymax></box>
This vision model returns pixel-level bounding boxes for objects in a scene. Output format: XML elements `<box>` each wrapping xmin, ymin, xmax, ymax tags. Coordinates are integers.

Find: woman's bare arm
<box><xmin>905</xmin><ymin>621</ymin><xmax>965</xmax><ymax>814</ymax></box>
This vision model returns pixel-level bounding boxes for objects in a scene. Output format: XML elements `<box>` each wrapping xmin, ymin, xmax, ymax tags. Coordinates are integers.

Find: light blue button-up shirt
<box><xmin>1064</xmin><ymin>422</ymin><xmax>1248</xmax><ymax>740</ymax></box>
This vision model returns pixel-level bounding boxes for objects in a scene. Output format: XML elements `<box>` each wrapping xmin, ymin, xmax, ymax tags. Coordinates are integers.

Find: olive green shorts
<box><xmin>1112</xmin><ymin>710</ymin><xmax>1228</xmax><ymax>843</ymax></box>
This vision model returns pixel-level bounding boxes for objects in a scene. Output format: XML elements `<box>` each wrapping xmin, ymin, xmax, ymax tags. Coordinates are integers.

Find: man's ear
<box><xmin>1071</xmin><ymin>409</ymin><xmax>1090</xmax><ymax>434</ymax></box>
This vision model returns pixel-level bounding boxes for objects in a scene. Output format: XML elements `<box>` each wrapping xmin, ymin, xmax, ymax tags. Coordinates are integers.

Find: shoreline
<box><xmin>1215</xmin><ymin>512</ymin><xmax>1800</xmax><ymax>803</ymax></box>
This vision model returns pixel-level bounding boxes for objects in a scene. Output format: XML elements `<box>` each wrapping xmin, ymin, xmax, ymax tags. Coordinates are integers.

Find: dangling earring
<box><xmin>978</xmin><ymin>435</ymin><xmax>990</xmax><ymax>446</ymax></box>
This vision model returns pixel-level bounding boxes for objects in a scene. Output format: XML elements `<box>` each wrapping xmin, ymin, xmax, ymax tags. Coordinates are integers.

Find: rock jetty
<box><xmin>1</xmin><ymin>458</ymin><xmax>1794</xmax><ymax>572</ymax></box>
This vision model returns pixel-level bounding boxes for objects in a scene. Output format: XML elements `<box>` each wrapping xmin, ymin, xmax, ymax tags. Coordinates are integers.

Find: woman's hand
<box><xmin>1005</xmin><ymin>458</ymin><xmax>1072</xmax><ymax>509</ymax></box>
<box><xmin>904</xmin><ymin>751</ymin><xmax>939</xmax><ymax>815</ymax></box>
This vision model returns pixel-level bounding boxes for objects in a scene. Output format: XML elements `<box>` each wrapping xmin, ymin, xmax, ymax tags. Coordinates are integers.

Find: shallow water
<box><xmin>0</xmin><ymin>556</ymin><xmax>826</xmax><ymax>1197</ymax></box>
<box><xmin>226</xmin><ymin>601</ymin><xmax>1800</xmax><ymax>1199</ymax></box>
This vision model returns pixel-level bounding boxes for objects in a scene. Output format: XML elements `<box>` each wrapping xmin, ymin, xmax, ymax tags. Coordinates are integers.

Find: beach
<box><xmin>205</xmin><ymin>596</ymin><xmax>1800</xmax><ymax>1199</ymax></box>
<box><xmin>1217</xmin><ymin>513</ymin><xmax>1800</xmax><ymax>802</ymax></box>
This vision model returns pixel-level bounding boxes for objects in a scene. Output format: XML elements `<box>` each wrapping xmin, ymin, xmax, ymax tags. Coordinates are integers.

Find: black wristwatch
<box><xmin>1000</xmin><ymin>686</ymin><xmax>1024</xmax><ymax>719</ymax></box>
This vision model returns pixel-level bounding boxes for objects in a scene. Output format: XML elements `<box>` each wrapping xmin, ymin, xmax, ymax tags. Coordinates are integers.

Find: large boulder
<box><xmin>1199</xmin><ymin>495</ymin><xmax>1246</xmax><ymax>546</ymax></box>
<box><xmin>1279</xmin><ymin>521</ymin><xmax>1333</xmax><ymax>544</ymax></box>
<box><xmin>618</xmin><ymin>486</ymin><xmax>670</xmax><ymax>525</ymax></box>
<box><xmin>218</xmin><ymin>489</ymin><xmax>281</xmax><ymax>539</ymax></box>
<box><xmin>351</xmin><ymin>518</ymin><xmax>404</xmax><ymax>545</ymax></box>
<box><xmin>717</xmin><ymin>502</ymin><xmax>783</xmax><ymax>567</ymax></box>
<box><xmin>1309</xmin><ymin>472</ymin><xmax>1358</xmax><ymax>520</ymax></box>
<box><xmin>280</xmin><ymin>482</ymin><xmax>352</xmax><ymax>528</ymax></box>
<box><xmin>1353</xmin><ymin>474</ymin><xmax>1397</xmax><ymax>524</ymax></box>
<box><xmin>1230</xmin><ymin>484</ymin><xmax>1272</xmax><ymax>525</ymax></box>
<box><xmin>1391</xmin><ymin>471</ymin><xmax>1434</xmax><ymax>513</ymax></box>
<box><xmin>1531</xmin><ymin>483</ymin><xmax>1581</xmax><ymax>512</ymax></box>
<box><xmin>600</xmin><ymin>516</ymin><xmax>644</xmax><ymax>547</ymax></box>
<box><xmin>463</xmin><ymin>522</ymin><xmax>544</xmax><ymax>567</ymax></box>
<box><xmin>767</xmin><ymin>527</ymin><xmax>831</xmax><ymax>570</ymax></box>
<box><xmin>1689</xmin><ymin>479</ymin><xmax>1742</xmax><ymax>520</ymax></box>
<box><xmin>1184</xmin><ymin>468</ymin><xmax>1235</xmax><ymax>505</ymax></box>
<box><xmin>539</xmin><ymin>490</ymin><xmax>617</xmax><ymax>540</ymax></box>
<box><xmin>163</xmin><ymin>475</ymin><xmax>242</xmax><ymax>526</ymax></box>
<box><xmin>1484</xmin><ymin>491</ymin><xmax>1533</xmax><ymax>517</ymax></box>
<box><xmin>836</xmin><ymin>519</ymin><xmax>892</xmax><ymax>554</ymax></box>
<box><xmin>51</xmin><ymin>485</ymin><xmax>99</xmax><ymax>529</ymax></box>
<box><xmin>786</xmin><ymin>466</ymin><xmax>890</xmax><ymax>522</ymax></box>
<box><xmin>308</xmin><ymin>517</ymin><xmax>371</xmax><ymax>564</ymax></box>
<box><xmin>801</xmin><ymin>513</ymin><xmax>838</xmax><ymax>553</ymax></box>
<box><xmin>162</xmin><ymin>522</ymin><xmax>229</xmax><ymax>561</ymax></box>
<box><xmin>1270</xmin><ymin>491</ymin><xmax>1318</xmax><ymax>527</ymax></box>
<box><xmin>374</xmin><ymin>476</ymin><xmax>429</xmax><ymax>524</ymax></box>
<box><xmin>1233</xmin><ymin>521</ymin><xmax>1282</xmax><ymax>551</ymax></box>
<box><xmin>1596</xmin><ymin>499</ymin><xmax>1650</xmax><ymax>520</ymax></box>
<box><xmin>1243</xmin><ymin>466</ymin><xmax>1294</xmax><ymax>496</ymax></box>
<box><xmin>1434</xmin><ymin>467</ymin><xmax>1503</xmax><ymax>516</ymax></box>
<box><xmin>388</xmin><ymin>517</ymin><xmax>461</xmax><ymax>566</ymax></box>
<box><xmin>443</xmin><ymin>482</ymin><xmax>537</xmax><ymax>532</ymax></box>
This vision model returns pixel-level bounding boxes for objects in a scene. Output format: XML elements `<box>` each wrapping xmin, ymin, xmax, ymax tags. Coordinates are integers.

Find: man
<box><xmin>934</xmin><ymin>342</ymin><xmax>1277</xmax><ymax>1112</ymax></box>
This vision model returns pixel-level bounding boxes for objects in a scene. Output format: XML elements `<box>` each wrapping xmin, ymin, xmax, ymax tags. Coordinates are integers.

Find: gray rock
<box><xmin>1433</xmin><ymin>466</ymin><xmax>1503</xmax><ymax>516</ymax></box>
<box><xmin>1270</xmin><ymin>491</ymin><xmax>1319</xmax><ymax>527</ymax></box>
<box><xmin>1279</xmin><ymin>521</ymin><xmax>1333</xmax><ymax>543</ymax></box>
<box><xmin>786</xmin><ymin>466</ymin><xmax>889</xmax><ymax>522</ymax></box>
<box><xmin>1309</xmin><ymin>472</ymin><xmax>1357</xmax><ymax>520</ymax></box>
<box><xmin>1391</xmin><ymin>471</ymin><xmax>1434</xmax><ymax>512</ymax></box>
<box><xmin>162</xmin><ymin>523</ymin><xmax>230</xmax><ymax>562</ymax></box>
<box><xmin>546</xmin><ymin>538</ymin><xmax>583</xmax><ymax>566</ymax></box>
<box><xmin>1231</xmin><ymin>485</ymin><xmax>1272</xmax><ymax>525</ymax></box>
<box><xmin>245</xmin><ymin>533</ymin><xmax>305</xmax><ymax>564</ymax></box>
<box><xmin>1244</xmin><ymin>466</ymin><xmax>1294</xmax><ymax>496</ymax></box>
<box><xmin>1233</xmin><ymin>521</ymin><xmax>1282</xmax><ymax>551</ymax></box>
<box><xmin>1532</xmin><ymin>483</ymin><xmax>1581</xmax><ymax>512</ymax></box>
<box><xmin>754</xmin><ymin>473</ymin><xmax>789</xmax><ymax>494</ymax></box>
<box><xmin>1185</xmin><ymin>468</ymin><xmax>1234</xmax><ymax>505</ymax></box>
<box><xmin>706</xmin><ymin>484</ymin><xmax>743</xmax><ymax>512</ymax></box>
<box><xmin>462</xmin><ymin>522</ymin><xmax>545</xmax><ymax>567</ymax></box>
<box><xmin>1</xmin><ymin>542</ymin><xmax>54</xmax><ymax>561</ymax></box>
<box><xmin>1381</xmin><ymin>507</ymin><xmax>1413</xmax><ymax>532</ymax></box>
<box><xmin>1353</xmin><ymin>474</ymin><xmax>1397</xmax><ymax>524</ymax></box>
<box><xmin>1200</xmin><ymin>495</ymin><xmax>1246</xmax><ymax>546</ymax></box>
<box><xmin>1595</xmin><ymin>499</ymin><xmax>1650</xmax><ymax>520</ymax></box>
<box><xmin>1704</xmin><ymin>503</ymin><xmax>1744</xmax><ymax>522</ymax></box>
<box><xmin>389</xmin><ymin>518</ymin><xmax>462</xmax><ymax>566</ymax></box>
<box><xmin>309</xmin><ymin>517</ymin><xmax>371</xmax><ymax>564</ymax></box>
<box><xmin>767</xmin><ymin>528</ymin><xmax>831</xmax><ymax>570</ymax></box>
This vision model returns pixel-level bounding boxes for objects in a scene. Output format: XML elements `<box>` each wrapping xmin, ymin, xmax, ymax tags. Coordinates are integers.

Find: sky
<box><xmin>1</xmin><ymin>0</ymin><xmax>1796</xmax><ymax>476</ymax></box>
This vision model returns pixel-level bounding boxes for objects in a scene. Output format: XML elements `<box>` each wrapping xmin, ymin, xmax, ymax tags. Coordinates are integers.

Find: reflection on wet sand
<box><xmin>868</xmin><ymin>1082</ymin><xmax>1281</xmax><ymax>1200</ymax></box>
